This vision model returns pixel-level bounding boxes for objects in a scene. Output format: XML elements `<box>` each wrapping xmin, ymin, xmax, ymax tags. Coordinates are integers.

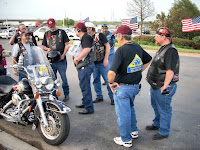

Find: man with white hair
<box><xmin>85</xmin><ymin>22</ymin><xmax>114</xmax><ymax>105</ymax></box>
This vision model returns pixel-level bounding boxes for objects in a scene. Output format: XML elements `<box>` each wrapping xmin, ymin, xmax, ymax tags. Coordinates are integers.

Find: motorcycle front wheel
<box><xmin>37</xmin><ymin>107</ymin><xmax>70</xmax><ymax>145</ymax></box>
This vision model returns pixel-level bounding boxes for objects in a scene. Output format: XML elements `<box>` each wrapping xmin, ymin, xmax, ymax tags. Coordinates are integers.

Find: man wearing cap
<box><xmin>42</xmin><ymin>18</ymin><xmax>70</xmax><ymax>102</ymax></box>
<box><xmin>101</xmin><ymin>24</ymin><xmax>115</xmax><ymax>76</ymax></box>
<box><xmin>11</xmin><ymin>31</ymin><xmax>34</xmax><ymax>81</ymax></box>
<box><xmin>9</xmin><ymin>23</ymin><xmax>37</xmax><ymax>46</ymax></box>
<box><xmin>146</xmin><ymin>27</ymin><xmax>179</xmax><ymax>140</ymax></box>
<box><xmin>73</xmin><ymin>22</ymin><xmax>95</xmax><ymax>114</ymax></box>
<box><xmin>85</xmin><ymin>22</ymin><xmax>114</xmax><ymax>105</ymax></box>
<box><xmin>107</xmin><ymin>25</ymin><xmax>152</xmax><ymax>147</ymax></box>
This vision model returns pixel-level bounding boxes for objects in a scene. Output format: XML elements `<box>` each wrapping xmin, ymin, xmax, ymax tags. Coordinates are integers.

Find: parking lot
<box><xmin>0</xmin><ymin>38</ymin><xmax>200</xmax><ymax>150</ymax></box>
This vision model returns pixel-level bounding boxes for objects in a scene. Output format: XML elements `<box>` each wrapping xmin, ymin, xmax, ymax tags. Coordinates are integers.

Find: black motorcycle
<box><xmin>0</xmin><ymin>46</ymin><xmax>71</xmax><ymax>145</ymax></box>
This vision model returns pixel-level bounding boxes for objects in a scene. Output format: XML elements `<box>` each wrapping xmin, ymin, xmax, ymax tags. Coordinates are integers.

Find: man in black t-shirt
<box><xmin>85</xmin><ymin>22</ymin><xmax>114</xmax><ymax>105</ymax></box>
<box><xmin>9</xmin><ymin>24</ymin><xmax>37</xmax><ymax>46</ymax></box>
<box><xmin>146</xmin><ymin>27</ymin><xmax>179</xmax><ymax>140</ymax></box>
<box><xmin>107</xmin><ymin>25</ymin><xmax>152</xmax><ymax>148</ymax></box>
<box><xmin>73</xmin><ymin>22</ymin><xmax>95</xmax><ymax>115</ymax></box>
<box><xmin>42</xmin><ymin>18</ymin><xmax>70</xmax><ymax>102</ymax></box>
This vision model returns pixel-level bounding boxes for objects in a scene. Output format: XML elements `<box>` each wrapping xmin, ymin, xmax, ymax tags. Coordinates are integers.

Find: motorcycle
<box><xmin>0</xmin><ymin>46</ymin><xmax>71</xmax><ymax>145</ymax></box>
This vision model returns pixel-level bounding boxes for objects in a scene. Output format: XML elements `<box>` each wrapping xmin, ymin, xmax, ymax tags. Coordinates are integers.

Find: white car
<box><xmin>64</xmin><ymin>28</ymin><xmax>80</xmax><ymax>40</ymax></box>
<box><xmin>33</xmin><ymin>27</ymin><xmax>79</xmax><ymax>41</ymax></box>
<box><xmin>0</xmin><ymin>29</ymin><xmax>14</xmax><ymax>39</ymax></box>
<box><xmin>33</xmin><ymin>26</ymin><xmax>49</xmax><ymax>41</ymax></box>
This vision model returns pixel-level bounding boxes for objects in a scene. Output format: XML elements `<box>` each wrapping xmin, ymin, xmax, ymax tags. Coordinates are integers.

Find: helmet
<box><xmin>47</xmin><ymin>51</ymin><xmax>61</xmax><ymax>63</ymax></box>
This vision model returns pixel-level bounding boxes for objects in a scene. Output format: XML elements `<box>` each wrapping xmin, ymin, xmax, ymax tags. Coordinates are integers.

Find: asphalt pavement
<box><xmin>0</xmin><ymin>39</ymin><xmax>200</xmax><ymax>150</ymax></box>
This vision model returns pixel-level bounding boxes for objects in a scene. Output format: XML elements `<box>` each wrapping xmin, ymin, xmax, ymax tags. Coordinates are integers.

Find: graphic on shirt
<box><xmin>127</xmin><ymin>54</ymin><xmax>143</xmax><ymax>73</ymax></box>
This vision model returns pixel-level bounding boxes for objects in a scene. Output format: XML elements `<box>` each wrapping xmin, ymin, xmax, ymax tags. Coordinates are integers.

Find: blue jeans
<box><xmin>114</xmin><ymin>84</ymin><xmax>140</xmax><ymax>142</ymax></box>
<box><xmin>77</xmin><ymin>63</ymin><xmax>94</xmax><ymax>112</ymax></box>
<box><xmin>93</xmin><ymin>62</ymin><xmax>113</xmax><ymax>100</ymax></box>
<box><xmin>150</xmin><ymin>83</ymin><xmax>177</xmax><ymax>136</ymax></box>
<box><xmin>106</xmin><ymin>53</ymin><xmax>114</xmax><ymax>71</ymax></box>
<box><xmin>19</xmin><ymin>70</ymin><xmax>27</xmax><ymax>81</ymax></box>
<box><xmin>51</xmin><ymin>59</ymin><xmax>69</xmax><ymax>96</ymax></box>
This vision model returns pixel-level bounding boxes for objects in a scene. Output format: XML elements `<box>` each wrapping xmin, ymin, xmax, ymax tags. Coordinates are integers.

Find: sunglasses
<box><xmin>102</xmin><ymin>24</ymin><xmax>108</xmax><ymax>28</ymax></box>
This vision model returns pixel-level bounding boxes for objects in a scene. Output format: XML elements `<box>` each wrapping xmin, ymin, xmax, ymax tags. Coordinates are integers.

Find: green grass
<box><xmin>115</xmin><ymin>42</ymin><xmax>200</xmax><ymax>54</ymax></box>
<box><xmin>70</xmin><ymin>40</ymin><xmax>200</xmax><ymax>54</ymax></box>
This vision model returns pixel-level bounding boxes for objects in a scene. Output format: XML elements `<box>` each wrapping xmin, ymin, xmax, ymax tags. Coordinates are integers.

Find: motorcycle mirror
<box><xmin>3</xmin><ymin>50</ymin><xmax>11</xmax><ymax>57</ymax></box>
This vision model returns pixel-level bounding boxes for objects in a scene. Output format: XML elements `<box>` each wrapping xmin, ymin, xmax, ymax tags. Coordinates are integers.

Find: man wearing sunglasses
<box><xmin>146</xmin><ymin>27</ymin><xmax>180</xmax><ymax>140</ymax></box>
<box><xmin>11</xmin><ymin>31</ymin><xmax>34</xmax><ymax>81</ymax></box>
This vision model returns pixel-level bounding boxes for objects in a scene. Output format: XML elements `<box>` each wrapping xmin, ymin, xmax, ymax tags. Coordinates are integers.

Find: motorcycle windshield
<box><xmin>23</xmin><ymin>46</ymin><xmax>56</xmax><ymax>79</ymax></box>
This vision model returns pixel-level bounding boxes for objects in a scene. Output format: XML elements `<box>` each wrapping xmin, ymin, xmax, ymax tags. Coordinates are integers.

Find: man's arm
<box><xmin>12</xmin><ymin>57</ymin><xmax>18</xmax><ymax>76</ymax></box>
<box><xmin>43</xmin><ymin>45</ymin><xmax>51</xmax><ymax>52</ymax></box>
<box><xmin>9</xmin><ymin>30</ymin><xmax>18</xmax><ymax>45</ymax></box>
<box><xmin>142</xmin><ymin>61</ymin><xmax>151</xmax><ymax>72</ymax></box>
<box><xmin>103</xmin><ymin>42</ymin><xmax>110</xmax><ymax>67</ymax></box>
<box><xmin>160</xmin><ymin>69</ymin><xmax>174</xmax><ymax>93</ymax></box>
<box><xmin>60</xmin><ymin>42</ymin><xmax>70</xmax><ymax>60</ymax></box>
<box><xmin>73</xmin><ymin>47</ymin><xmax>91</xmax><ymax>65</ymax></box>
<box><xmin>107</xmin><ymin>70</ymin><xmax>120</xmax><ymax>93</ymax></box>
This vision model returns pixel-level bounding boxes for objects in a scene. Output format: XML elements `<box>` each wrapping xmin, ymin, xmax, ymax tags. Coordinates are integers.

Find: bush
<box><xmin>172</xmin><ymin>38</ymin><xmax>195</xmax><ymax>48</ymax></box>
<box><xmin>133</xmin><ymin>35</ymin><xmax>155</xmax><ymax>43</ymax></box>
<box><xmin>192</xmin><ymin>36</ymin><xmax>200</xmax><ymax>44</ymax></box>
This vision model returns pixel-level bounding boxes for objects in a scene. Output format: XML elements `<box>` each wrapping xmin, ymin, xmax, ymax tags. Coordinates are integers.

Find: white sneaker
<box><xmin>113</xmin><ymin>137</ymin><xmax>132</xmax><ymax>148</ymax></box>
<box><xmin>131</xmin><ymin>131</ymin><xmax>139</xmax><ymax>139</ymax></box>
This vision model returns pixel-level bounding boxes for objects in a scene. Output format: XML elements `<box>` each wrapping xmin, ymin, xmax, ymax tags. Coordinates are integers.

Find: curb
<box><xmin>0</xmin><ymin>129</ymin><xmax>39</xmax><ymax>150</ymax></box>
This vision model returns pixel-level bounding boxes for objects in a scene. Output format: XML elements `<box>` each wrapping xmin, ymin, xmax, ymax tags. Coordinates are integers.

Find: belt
<box><xmin>119</xmin><ymin>83</ymin><xmax>138</xmax><ymax>85</ymax></box>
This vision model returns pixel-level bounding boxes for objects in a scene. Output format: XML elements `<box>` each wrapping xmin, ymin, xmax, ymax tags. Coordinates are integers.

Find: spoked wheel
<box><xmin>38</xmin><ymin>109</ymin><xmax>70</xmax><ymax>145</ymax></box>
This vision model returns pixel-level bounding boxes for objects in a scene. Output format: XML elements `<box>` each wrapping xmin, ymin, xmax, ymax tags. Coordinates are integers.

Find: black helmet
<box><xmin>47</xmin><ymin>50</ymin><xmax>61</xmax><ymax>63</ymax></box>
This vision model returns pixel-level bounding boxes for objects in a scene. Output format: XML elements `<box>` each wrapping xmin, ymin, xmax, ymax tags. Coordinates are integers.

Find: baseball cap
<box><xmin>102</xmin><ymin>24</ymin><xmax>108</xmax><ymax>28</ymax></box>
<box><xmin>47</xmin><ymin>18</ymin><xmax>56</xmax><ymax>27</ymax></box>
<box><xmin>85</xmin><ymin>22</ymin><xmax>95</xmax><ymax>28</ymax></box>
<box><xmin>73</xmin><ymin>22</ymin><xmax>86</xmax><ymax>29</ymax></box>
<box><xmin>113</xmin><ymin>25</ymin><xmax>132</xmax><ymax>35</ymax></box>
<box><xmin>156</xmin><ymin>27</ymin><xmax>171</xmax><ymax>37</ymax></box>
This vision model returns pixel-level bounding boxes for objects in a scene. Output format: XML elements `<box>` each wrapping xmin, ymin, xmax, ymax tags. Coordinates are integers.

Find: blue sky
<box><xmin>0</xmin><ymin>0</ymin><xmax>200</xmax><ymax>21</ymax></box>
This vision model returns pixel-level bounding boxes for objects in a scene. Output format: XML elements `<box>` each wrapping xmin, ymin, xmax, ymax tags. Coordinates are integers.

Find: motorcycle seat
<box><xmin>0</xmin><ymin>75</ymin><xmax>17</xmax><ymax>93</ymax></box>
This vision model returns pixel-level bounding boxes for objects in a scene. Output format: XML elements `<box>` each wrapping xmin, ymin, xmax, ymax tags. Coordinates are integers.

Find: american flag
<box><xmin>182</xmin><ymin>16</ymin><xmax>200</xmax><ymax>32</ymax></box>
<box><xmin>79</xmin><ymin>17</ymin><xmax>90</xmax><ymax>23</ymax></box>
<box><xmin>121</xmin><ymin>17</ymin><xmax>138</xmax><ymax>30</ymax></box>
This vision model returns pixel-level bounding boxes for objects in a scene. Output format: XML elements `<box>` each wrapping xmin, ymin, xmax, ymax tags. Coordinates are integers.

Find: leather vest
<box><xmin>146</xmin><ymin>43</ymin><xmax>179</xmax><ymax>89</ymax></box>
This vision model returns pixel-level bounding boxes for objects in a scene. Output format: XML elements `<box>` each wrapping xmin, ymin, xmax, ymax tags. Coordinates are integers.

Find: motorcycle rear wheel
<box><xmin>37</xmin><ymin>108</ymin><xmax>70</xmax><ymax>145</ymax></box>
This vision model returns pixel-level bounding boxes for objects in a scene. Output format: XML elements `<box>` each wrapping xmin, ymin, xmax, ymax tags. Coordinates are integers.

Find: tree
<box><xmin>64</xmin><ymin>18</ymin><xmax>75</xmax><ymax>28</ymax></box>
<box><xmin>149</xmin><ymin>11</ymin><xmax>167</xmax><ymax>31</ymax></box>
<box><xmin>127</xmin><ymin>0</ymin><xmax>155</xmax><ymax>35</ymax></box>
<box><xmin>166</xmin><ymin>0</ymin><xmax>200</xmax><ymax>39</ymax></box>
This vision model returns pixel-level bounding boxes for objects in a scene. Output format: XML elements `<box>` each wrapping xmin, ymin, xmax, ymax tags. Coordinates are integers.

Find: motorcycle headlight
<box><xmin>45</xmin><ymin>78</ymin><xmax>54</xmax><ymax>90</ymax></box>
<box><xmin>36</xmin><ymin>80</ymin><xmax>42</xmax><ymax>89</ymax></box>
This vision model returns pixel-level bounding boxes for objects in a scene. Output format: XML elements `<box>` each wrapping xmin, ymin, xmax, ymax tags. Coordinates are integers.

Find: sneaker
<box><xmin>63</xmin><ymin>95</ymin><xmax>69</xmax><ymax>102</ymax></box>
<box><xmin>131</xmin><ymin>131</ymin><xmax>138</xmax><ymax>139</ymax></box>
<box><xmin>93</xmin><ymin>98</ymin><xmax>103</xmax><ymax>103</ymax></box>
<box><xmin>146</xmin><ymin>124</ymin><xmax>159</xmax><ymax>130</ymax></box>
<box><xmin>113</xmin><ymin>137</ymin><xmax>132</xmax><ymax>148</ymax></box>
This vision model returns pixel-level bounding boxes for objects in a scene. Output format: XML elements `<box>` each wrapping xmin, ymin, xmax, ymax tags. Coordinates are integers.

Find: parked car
<box><xmin>64</xmin><ymin>28</ymin><xmax>80</xmax><ymax>40</ymax></box>
<box><xmin>33</xmin><ymin>26</ymin><xmax>49</xmax><ymax>41</ymax></box>
<box><xmin>0</xmin><ymin>29</ymin><xmax>14</xmax><ymax>39</ymax></box>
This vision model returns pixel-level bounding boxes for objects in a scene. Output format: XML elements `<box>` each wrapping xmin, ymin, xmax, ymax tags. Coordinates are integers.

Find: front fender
<box><xmin>46</xmin><ymin>100</ymin><xmax>71</xmax><ymax>114</ymax></box>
